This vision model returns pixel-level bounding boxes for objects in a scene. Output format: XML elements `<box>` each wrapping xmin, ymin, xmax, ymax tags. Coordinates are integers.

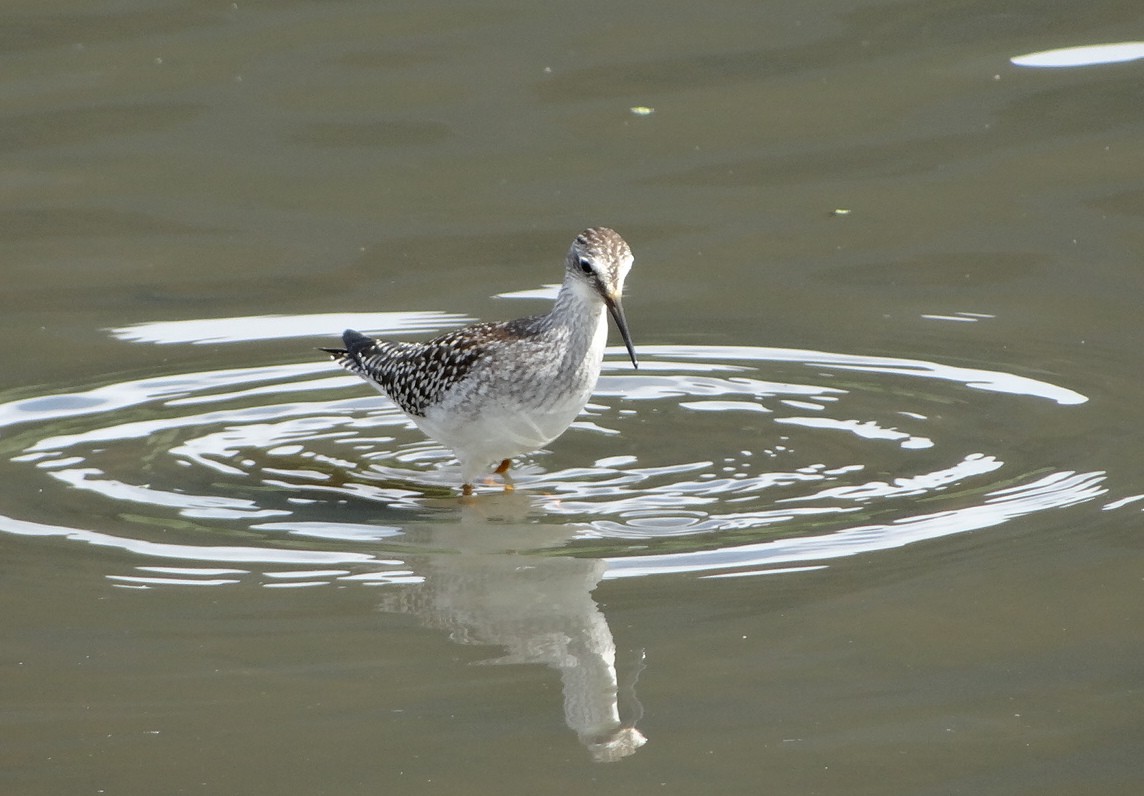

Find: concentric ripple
<box><xmin>0</xmin><ymin>313</ymin><xmax>1109</xmax><ymax>587</ymax></box>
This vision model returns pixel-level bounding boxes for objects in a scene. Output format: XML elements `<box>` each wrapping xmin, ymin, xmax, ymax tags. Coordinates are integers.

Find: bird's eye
<box><xmin>578</xmin><ymin>259</ymin><xmax>593</xmax><ymax>276</ymax></box>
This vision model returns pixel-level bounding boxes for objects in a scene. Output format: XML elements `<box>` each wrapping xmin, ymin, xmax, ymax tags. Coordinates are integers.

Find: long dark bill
<box><xmin>605</xmin><ymin>294</ymin><xmax>639</xmax><ymax>369</ymax></box>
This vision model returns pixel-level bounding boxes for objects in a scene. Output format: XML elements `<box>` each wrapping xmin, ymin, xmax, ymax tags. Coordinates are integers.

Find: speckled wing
<box><xmin>322</xmin><ymin>324</ymin><xmax>535</xmax><ymax>417</ymax></box>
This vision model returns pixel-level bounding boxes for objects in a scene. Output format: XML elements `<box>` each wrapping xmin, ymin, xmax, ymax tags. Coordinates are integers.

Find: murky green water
<box><xmin>4</xmin><ymin>1</ymin><xmax>1143</xmax><ymax>793</ymax></box>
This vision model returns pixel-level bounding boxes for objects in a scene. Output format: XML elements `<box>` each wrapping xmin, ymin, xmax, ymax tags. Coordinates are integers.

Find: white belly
<box><xmin>416</xmin><ymin>316</ymin><xmax>607</xmax><ymax>482</ymax></box>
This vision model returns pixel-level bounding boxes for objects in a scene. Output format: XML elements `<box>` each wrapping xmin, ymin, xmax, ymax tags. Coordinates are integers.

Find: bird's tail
<box><xmin>320</xmin><ymin>329</ymin><xmax>375</xmax><ymax>370</ymax></box>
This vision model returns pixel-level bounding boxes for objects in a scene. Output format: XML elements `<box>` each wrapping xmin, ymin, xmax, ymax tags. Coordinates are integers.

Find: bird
<box><xmin>322</xmin><ymin>227</ymin><xmax>637</xmax><ymax>495</ymax></box>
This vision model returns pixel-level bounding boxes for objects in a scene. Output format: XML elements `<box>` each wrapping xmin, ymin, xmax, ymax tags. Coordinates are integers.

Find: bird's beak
<box><xmin>604</xmin><ymin>293</ymin><xmax>638</xmax><ymax>369</ymax></box>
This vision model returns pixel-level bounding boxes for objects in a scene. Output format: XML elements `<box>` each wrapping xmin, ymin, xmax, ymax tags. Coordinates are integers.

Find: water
<box><xmin>4</xmin><ymin>1</ymin><xmax>1144</xmax><ymax>793</ymax></box>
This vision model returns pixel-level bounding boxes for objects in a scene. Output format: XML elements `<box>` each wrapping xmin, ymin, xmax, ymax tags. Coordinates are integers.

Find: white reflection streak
<box><xmin>1011</xmin><ymin>42</ymin><xmax>1144</xmax><ymax>68</ymax></box>
<box><xmin>778</xmin><ymin>454</ymin><xmax>1003</xmax><ymax>504</ymax></box>
<box><xmin>824</xmin><ymin>363</ymin><xmax>1085</xmax><ymax>405</ymax></box>
<box><xmin>138</xmin><ymin>566</ymin><xmax>249</xmax><ymax>575</ymax></box>
<box><xmin>603</xmin><ymin>470</ymin><xmax>1106</xmax><ymax>579</ymax></box>
<box><xmin>701</xmin><ymin>565</ymin><xmax>829</xmax><ymax>579</ymax></box>
<box><xmin>49</xmin><ymin>467</ymin><xmax>289</xmax><ymax>519</ymax></box>
<box><xmin>496</xmin><ymin>284</ymin><xmax>561</xmax><ymax>300</ymax></box>
<box><xmin>641</xmin><ymin>346</ymin><xmax>1087</xmax><ymax>406</ymax></box>
<box><xmin>107</xmin><ymin>311</ymin><xmax>471</xmax><ymax>344</ymax></box>
<box><xmin>26</xmin><ymin>399</ymin><xmax>334</xmax><ymax>453</ymax></box>
<box><xmin>0</xmin><ymin>363</ymin><xmax>327</xmax><ymax>430</ymax></box>
<box><xmin>775</xmin><ymin>416</ymin><xmax>932</xmax><ymax>449</ymax></box>
<box><xmin>108</xmin><ymin>575</ymin><xmax>242</xmax><ymax>587</ymax></box>
<box><xmin>252</xmin><ymin>521</ymin><xmax>403</xmax><ymax>542</ymax></box>
<box><xmin>1103</xmin><ymin>494</ymin><xmax>1144</xmax><ymax>511</ymax></box>
<box><xmin>164</xmin><ymin>376</ymin><xmax>353</xmax><ymax>407</ymax></box>
<box><xmin>0</xmin><ymin>512</ymin><xmax>382</xmax><ymax>565</ymax></box>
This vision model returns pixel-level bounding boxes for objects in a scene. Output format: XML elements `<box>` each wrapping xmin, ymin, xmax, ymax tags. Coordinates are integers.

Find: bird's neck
<box><xmin>547</xmin><ymin>276</ymin><xmax>608</xmax><ymax>349</ymax></box>
<box><xmin>551</xmin><ymin>275</ymin><xmax>604</xmax><ymax>321</ymax></box>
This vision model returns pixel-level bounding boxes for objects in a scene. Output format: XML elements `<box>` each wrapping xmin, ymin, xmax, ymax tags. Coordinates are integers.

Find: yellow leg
<box><xmin>494</xmin><ymin>458</ymin><xmax>515</xmax><ymax>492</ymax></box>
<box><xmin>469</xmin><ymin>460</ymin><xmax>515</xmax><ymax>496</ymax></box>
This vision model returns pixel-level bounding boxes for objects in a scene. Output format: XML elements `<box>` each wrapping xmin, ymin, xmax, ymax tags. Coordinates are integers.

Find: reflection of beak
<box><xmin>604</xmin><ymin>293</ymin><xmax>638</xmax><ymax>369</ymax></box>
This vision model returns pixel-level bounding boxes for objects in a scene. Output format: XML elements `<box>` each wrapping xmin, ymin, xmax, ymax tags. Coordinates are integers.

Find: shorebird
<box><xmin>323</xmin><ymin>227</ymin><xmax>637</xmax><ymax>495</ymax></box>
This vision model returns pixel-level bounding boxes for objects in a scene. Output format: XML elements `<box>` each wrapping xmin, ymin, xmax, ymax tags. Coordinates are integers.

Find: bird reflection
<box><xmin>375</xmin><ymin>491</ymin><xmax>647</xmax><ymax>761</ymax></box>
